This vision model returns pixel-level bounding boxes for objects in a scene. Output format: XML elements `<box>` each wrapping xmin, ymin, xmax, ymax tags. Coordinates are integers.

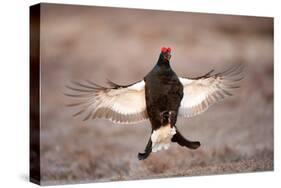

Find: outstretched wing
<box><xmin>65</xmin><ymin>80</ymin><xmax>148</xmax><ymax>124</ymax></box>
<box><xmin>178</xmin><ymin>64</ymin><xmax>243</xmax><ymax>118</ymax></box>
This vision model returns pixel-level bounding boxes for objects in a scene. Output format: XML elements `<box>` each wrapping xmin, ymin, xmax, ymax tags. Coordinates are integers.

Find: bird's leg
<box><xmin>171</xmin><ymin>128</ymin><xmax>201</xmax><ymax>149</ymax></box>
<box><xmin>138</xmin><ymin>138</ymin><xmax>152</xmax><ymax>160</ymax></box>
<box><xmin>160</xmin><ymin>111</ymin><xmax>169</xmax><ymax>126</ymax></box>
<box><xmin>168</xmin><ymin>111</ymin><xmax>177</xmax><ymax>127</ymax></box>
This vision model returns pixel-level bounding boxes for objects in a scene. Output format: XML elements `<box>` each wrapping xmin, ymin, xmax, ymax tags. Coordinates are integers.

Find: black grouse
<box><xmin>65</xmin><ymin>47</ymin><xmax>243</xmax><ymax>160</ymax></box>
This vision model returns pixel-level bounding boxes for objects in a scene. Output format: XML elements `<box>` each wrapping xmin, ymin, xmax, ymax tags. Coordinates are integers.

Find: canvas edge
<box><xmin>29</xmin><ymin>3</ymin><xmax>41</xmax><ymax>185</ymax></box>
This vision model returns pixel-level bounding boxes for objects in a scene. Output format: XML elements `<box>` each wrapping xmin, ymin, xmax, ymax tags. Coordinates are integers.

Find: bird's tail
<box><xmin>171</xmin><ymin>129</ymin><xmax>201</xmax><ymax>149</ymax></box>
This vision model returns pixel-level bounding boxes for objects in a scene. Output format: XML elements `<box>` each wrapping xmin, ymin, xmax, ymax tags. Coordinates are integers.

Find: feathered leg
<box><xmin>160</xmin><ymin>111</ymin><xmax>169</xmax><ymax>126</ymax></box>
<box><xmin>168</xmin><ymin>111</ymin><xmax>177</xmax><ymax>127</ymax></box>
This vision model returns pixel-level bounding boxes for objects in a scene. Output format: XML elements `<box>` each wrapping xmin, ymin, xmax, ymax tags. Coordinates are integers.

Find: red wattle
<box><xmin>161</xmin><ymin>47</ymin><xmax>167</xmax><ymax>53</ymax></box>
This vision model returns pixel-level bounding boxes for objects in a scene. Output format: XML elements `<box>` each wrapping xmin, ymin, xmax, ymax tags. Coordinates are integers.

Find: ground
<box><xmin>37</xmin><ymin>3</ymin><xmax>273</xmax><ymax>185</ymax></box>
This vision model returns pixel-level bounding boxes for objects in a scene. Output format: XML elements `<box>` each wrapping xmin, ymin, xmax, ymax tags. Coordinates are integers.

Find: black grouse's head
<box><xmin>159</xmin><ymin>47</ymin><xmax>172</xmax><ymax>63</ymax></box>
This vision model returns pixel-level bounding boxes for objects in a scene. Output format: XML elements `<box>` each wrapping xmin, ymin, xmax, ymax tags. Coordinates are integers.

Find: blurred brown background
<box><xmin>39</xmin><ymin>3</ymin><xmax>273</xmax><ymax>185</ymax></box>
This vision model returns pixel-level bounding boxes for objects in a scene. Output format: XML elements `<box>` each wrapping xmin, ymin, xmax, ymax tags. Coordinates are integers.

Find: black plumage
<box><xmin>138</xmin><ymin>48</ymin><xmax>200</xmax><ymax>160</ymax></box>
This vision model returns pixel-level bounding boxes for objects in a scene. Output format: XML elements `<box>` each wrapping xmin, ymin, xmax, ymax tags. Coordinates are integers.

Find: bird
<box><xmin>65</xmin><ymin>47</ymin><xmax>243</xmax><ymax>160</ymax></box>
